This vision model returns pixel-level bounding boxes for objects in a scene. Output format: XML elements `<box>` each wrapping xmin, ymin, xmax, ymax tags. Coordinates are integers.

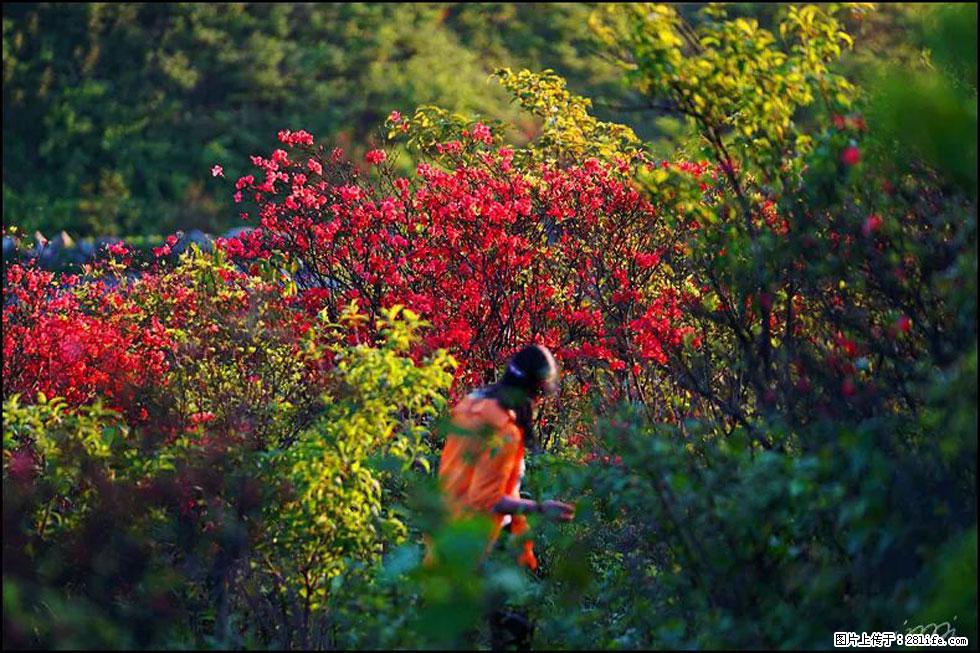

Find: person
<box><xmin>437</xmin><ymin>344</ymin><xmax>575</xmax><ymax>649</ymax></box>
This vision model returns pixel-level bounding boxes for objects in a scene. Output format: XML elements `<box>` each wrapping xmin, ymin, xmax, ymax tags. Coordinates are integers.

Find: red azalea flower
<box><xmin>896</xmin><ymin>315</ymin><xmax>912</xmax><ymax>334</ymax></box>
<box><xmin>862</xmin><ymin>213</ymin><xmax>883</xmax><ymax>237</ymax></box>
<box><xmin>841</xmin><ymin>145</ymin><xmax>860</xmax><ymax>166</ymax></box>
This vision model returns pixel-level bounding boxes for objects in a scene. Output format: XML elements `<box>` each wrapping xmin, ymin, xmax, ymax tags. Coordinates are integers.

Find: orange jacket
<box><xmin>438</xmin><ymin>393</ymin><xmax>538</xmax><ymax>570</ymax></box>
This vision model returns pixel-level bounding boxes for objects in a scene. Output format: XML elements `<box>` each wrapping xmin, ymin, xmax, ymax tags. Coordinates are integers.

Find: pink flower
<box><xmin>211</xmin><ymin>165</ymin><xmax>224</xmax><ymax>177</ymax></box>
<box><xmin>841</xmin><ymin>145</ymin><xmax>860</xmax><ymax>166</ymax></box>
<box><xmin>236</xmin><ymin>175</ymin><xmax>254</xmax><ymax>190</ymax></box>
<box><xmin>365</xmin><ymin>149</ymin><xmax>387</xmax><ymax>165</ymax></box>
<box><xmin>862</xmin><ymin>213</ymin><xmax>883</xmax><ymax>237</ymax></box>
<box><xmin>389</xmin><ymin>111</ymin><xmax>402</xmax><ymax>124</ymax></box>
<box><xmin>271</xmin><ymin>149</ymin><xmax>289</xmax><ymax>164</ymax></box>
<box><xmin>188</xmin><ymin>411</ymin><xmax>216</xmax><ymax>427</ymax></box>
<box><xmin>277</xmin><ymin>129</ymin><xmax>314</xmax><ymax>146</ymax></box>
<box><xmin>106</xmin><ymin>241</ymin><xmax>128</xmax><ymax>257</ymax></box>
<box><xmin>471</xmin><ymin>122</ymin><xmax>492</xmax><ymax>144</ymax></box>
<box><xmin>896</xmin><ymin>315</ymin><xmax>912</xmax><ymax>334</ymax></box>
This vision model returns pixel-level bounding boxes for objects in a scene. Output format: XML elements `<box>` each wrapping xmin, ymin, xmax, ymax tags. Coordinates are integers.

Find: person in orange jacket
<box><xmin>437</xmin><ymin>344</ymin><xmax>574</xmax><ymax>650</ymax></box>
<box><xmin>438</xmin><ymin>344</ymin><xmax>575</xmax><ymax>571</ymax></box>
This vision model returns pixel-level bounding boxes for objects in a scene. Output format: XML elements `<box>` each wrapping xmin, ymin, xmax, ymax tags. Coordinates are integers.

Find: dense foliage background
<box><xmin>3</xmin><ymin>3</ymin><xmax>977</xmax><ymax>650</ymax></box>
<box><xmin>3</xmin><ymin>2</ymin><xmax>649</xmax><ymax>237</ymax></box>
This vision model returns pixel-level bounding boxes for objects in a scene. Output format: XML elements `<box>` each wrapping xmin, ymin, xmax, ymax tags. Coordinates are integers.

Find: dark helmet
<box><xmin>501</xmin><ymin>344</ymin><xmax>560</xmax><ymax>398</ymax></box>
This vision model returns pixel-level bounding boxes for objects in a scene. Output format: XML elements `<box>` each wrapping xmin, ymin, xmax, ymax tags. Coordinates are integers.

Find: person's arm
<box><xmin>464</xmin><ymin>419</ymin><xmax>575</xmax><ymax>523</ymax></box>
<box><xmin>492</xmin><ymin>496</ymin><xmax>575</xmax><ymax>522</ymax></box>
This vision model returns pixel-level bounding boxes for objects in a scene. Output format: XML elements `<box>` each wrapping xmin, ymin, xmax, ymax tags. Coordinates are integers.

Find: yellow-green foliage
<box><xmin>3</xmin><ymin>396</ymin><xmax>127</xmax><ymax>538</ymax></box>
<box><xmin>386</xmin><ymin>105</ymin><xmax>505</xmax><ymax>155</ymax></box>
<box><xmin>388</xmin><ymin>67</ymin><xmax>640</xmax><ymax>169</ymax></box>
<box><xmin>134</xmin><ymin>247</ymin><xmax>326</xmax><ymax>447</ymax></box>
<box><xmin>591</xmin><ymin>3</ymin><xmax>861</xmax><ymax>174</ymax></box>
<box><xmin>493</xmin><ymin>67</ymin><xmax>641</xmax><ymax>165</ymax></box>
<box><xmin>261</xmin><ymin>305</ymin><xmax>455</xmax><ymax>611</ymax></box>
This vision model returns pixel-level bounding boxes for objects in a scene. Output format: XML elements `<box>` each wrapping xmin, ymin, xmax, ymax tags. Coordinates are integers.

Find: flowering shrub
<box><xmin>220</xmin><ymin>126</ymin><xmax>699</xmax><ymax>433</ymax></box>
<box><xmin>2</xmin><ymin>3</ymin><xmax>976</xmax><ymax>650</ymax></box>
<box><xmin>251</xmin><ymin>307</ymin><xmax>455</xmax><ymax>646</ymax></box>
<box><xmin>3</xmin><ymin>244</ymin><xmax>334</xmax><ymax>446</ymax></box>
<box><xmin>123</xmin><ymin>249</ymin><xmax>334</xmax><ymax>448</ymax></box>
<box><xmin>2</xmin><ymin>302</ymin><xmax>455</xmax><ymax>649</ymax></box>
<box><xmin>2</xmin><ymin>264</ymin><xmax>172</xmax><ymax>417</ymax></box>
<box><xmin>577</xmin><ymin>2</ymin><xmax>978</xmax><ymax>444</ymax></box>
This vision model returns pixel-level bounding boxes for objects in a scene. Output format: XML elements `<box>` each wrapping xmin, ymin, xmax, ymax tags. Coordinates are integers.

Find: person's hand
<box><xmin>538</xmin><ymin>499</ymin><xmax>575</xmax><ymax>522</ymax></box>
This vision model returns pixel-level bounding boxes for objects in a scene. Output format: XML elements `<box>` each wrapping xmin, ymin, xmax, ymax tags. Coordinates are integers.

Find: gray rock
<box><xmin>187</xmin><ymin>229</ymin><xmax>214</xmax><ymax>248</ymax></box>
<box><xmin>76</xmin><ymin>240</ymin><xmax>96</xmax><ymax>260</ymax></box>
<box><xmin>24</xmin><ymin>231</ymin><xmax>48</xmax><ymax>262</ymax></box>
<box><xmin>38</xmin><ymin>231</ymin><xmax>73</xmax><ymax>265</ymax></box>
<box><xmin>52</xmin><ymin>231</ymin><xmax>75</xmax><ymax>250</ymax></box>
<box><xmin>173</xmin><ymin>229</ymin><xmax>214</xmax><ymax>254</ymax></box>
<box><xmin>62</xmin><ymin>237</ymin><xmax>95</xmax><ymax>265</ymax></box>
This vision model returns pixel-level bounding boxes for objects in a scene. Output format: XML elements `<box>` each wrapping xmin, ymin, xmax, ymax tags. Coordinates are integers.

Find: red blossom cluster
<box><xmin>3</xmin><ymin>265</ymin><xmax>172</xmax><ymax>413</ymax></box>
<box><xmin>220</xmin><ymin>131</ymin><xmax>698</xmax><ymax>394</ymax></box>
<box><xmin>2</xmin><ymin>127</ymin><xmax>705</xmax><ymax>449</ymax></box>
